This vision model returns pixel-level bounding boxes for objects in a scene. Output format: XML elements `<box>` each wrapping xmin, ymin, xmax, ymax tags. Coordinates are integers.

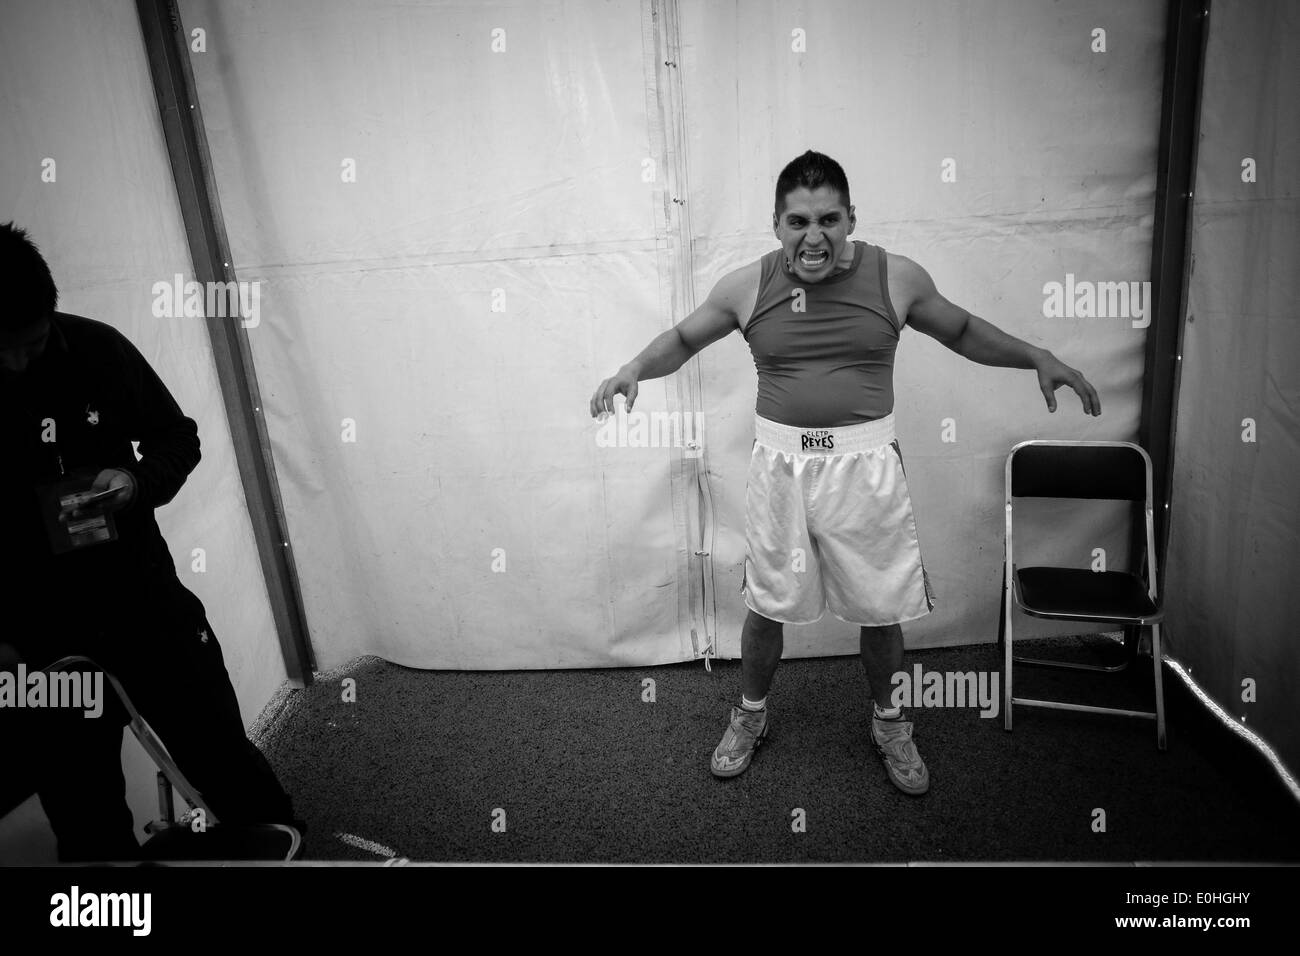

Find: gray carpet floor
<box><xmin>256</xmin><ymin>637</ymin><xmax>1300</xmax><ymax>863</ymax></box>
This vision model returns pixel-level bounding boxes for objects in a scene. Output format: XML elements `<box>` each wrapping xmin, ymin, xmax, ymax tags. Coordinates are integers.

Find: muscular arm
<box><xmin>628</xmin><ymin>274</ymin><xmax>743</xmax><ymax>379</ymax></box>
<box><xmin>895</xmin><ymin>255</ymin><xmax>1101</xmax><ymax>416</ymax></box>
<box><xmin>898</xmin><ymin>256</ymin><xmax>1043</xmax><ymax>367</ymax></box>
<box><xmin>590</xmin><ymin>266</ymin><xmax>747</xmax><ymax>417</ymax></box>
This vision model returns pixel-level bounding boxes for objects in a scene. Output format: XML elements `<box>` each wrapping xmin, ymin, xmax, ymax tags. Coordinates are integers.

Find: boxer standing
<box><xmin>591</xmin><ymin>151</ymin><xmax>1099</xmax><ymax>794</ymax></box>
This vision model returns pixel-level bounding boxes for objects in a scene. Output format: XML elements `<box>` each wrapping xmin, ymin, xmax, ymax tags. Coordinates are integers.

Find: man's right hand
<box><xmin>590</xmin><ymin>365</ymin><xmax>640</xmax><ymax>418</ymax></box>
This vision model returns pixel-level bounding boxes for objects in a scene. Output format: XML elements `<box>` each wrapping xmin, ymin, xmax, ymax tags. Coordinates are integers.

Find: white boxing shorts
<box><xmin>741</xmin><ymin>413</ymin><xmax>936</xmax><ymax>627</ymax></box>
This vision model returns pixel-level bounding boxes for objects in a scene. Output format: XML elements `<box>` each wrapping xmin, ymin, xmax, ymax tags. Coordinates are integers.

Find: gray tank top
<box><xmin>742</xmin><ymin>240</ymin><xmax>902</xmax><ymax>428</ymax></box>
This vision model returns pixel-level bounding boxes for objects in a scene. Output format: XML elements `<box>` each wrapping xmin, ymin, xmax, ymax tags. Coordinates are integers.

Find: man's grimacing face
<box><xmin>0</xmin><ymin>316</ymin><xmax>51</xmax><ymax>375</ymax></box>
<box><xmin>773</xmin><ymin>185</ymin><xmax>856</xmax><ymax>283</ymax></box>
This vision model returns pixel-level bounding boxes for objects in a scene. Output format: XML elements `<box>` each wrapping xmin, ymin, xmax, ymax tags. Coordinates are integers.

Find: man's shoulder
<box><xmin>51</xmin><ymin>312</ymin><xmax>134</xmax><ymax>355</ymax></box>
<box><xmin>52</xmin><ymin>311</ymin><xmax>127</xmax><ymax>342</ymax></box>
<box><xmin>711</xmin><ymin>256</ymin><xmax>764</xmax><ymax>300</ymax></box>
<box><xmin>883</xmin><ymin>250</ymin><xmax>922</xmax><ymax>283</ymax></box>
<box><xmin>882</xmin><ymin>251</ymin><xmax>929</xmax><ymax>311</ymax></box>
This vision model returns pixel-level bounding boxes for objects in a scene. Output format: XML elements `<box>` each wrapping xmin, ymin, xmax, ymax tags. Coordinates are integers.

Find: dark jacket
<box><xmin>0</xmin><ymin>312</ymin><xmax>201</xmax><ymax>658</ymax></box>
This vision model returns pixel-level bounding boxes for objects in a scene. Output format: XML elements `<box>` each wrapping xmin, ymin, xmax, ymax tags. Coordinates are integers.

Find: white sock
<box><xmin>741</xmin><ymin>695</ymin><xmax>767</xmax><ymax>711</ymax></box>
<box><xmin>874</xmin><ymin>703</ymin><xmax>902</xmax><ymax>720</ymax></box>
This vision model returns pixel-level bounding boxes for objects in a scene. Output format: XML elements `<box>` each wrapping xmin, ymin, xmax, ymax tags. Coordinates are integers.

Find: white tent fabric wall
<box><xmin>1165</xmin><ymin>1</ymin><xmax>1300</xmax><ymax>775</ymax></box>
<box><xmin>0</xmin><ymin>0</ymin><xmax>289</xmax><ymax>835</ymax></box>
<box><xmin>682</xmin><ymin>0</ymin><xmax>1166</xmax><ymax>658</ymax></box>
<box><xmin>182</xmin><ymin>0</ymin><xmax>1167</xmax><ymax>671</ymax></box>
<box><xmin>185</xmin><ymin>0</ymin><xmax>700</xmax><ymax>670</ymax></box>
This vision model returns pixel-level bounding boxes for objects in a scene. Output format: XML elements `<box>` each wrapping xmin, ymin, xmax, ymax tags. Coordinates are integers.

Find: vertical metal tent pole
<box><xmin>1139</xmin><ymin>0</ymin><xmax>1211</xmax><ymax>593</ymax></box>
<box><xmin>135</xmin><ymin>0</ymin><xmax>315</xmax><ymax>686</ymax></box>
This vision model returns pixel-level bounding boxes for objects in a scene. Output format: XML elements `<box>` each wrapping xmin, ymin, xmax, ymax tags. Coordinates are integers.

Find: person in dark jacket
<box><xmin>0</xmin><ymin>221</ymin><xmax>295</xmax><ymax>861</ymax></box>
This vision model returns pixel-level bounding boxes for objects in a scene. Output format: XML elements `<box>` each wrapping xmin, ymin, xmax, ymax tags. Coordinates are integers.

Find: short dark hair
<box><xmin>1</xmin><ymin>222</ymin><xmax>59</xmax><ymax>334</ymax></box>
<box><xmin>774</xmin><ymin>150</ymin><xmax>851</xmax><ymax>217</ymax></box>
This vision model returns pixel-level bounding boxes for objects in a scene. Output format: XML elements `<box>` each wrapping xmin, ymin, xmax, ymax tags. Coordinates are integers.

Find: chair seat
<box><xmin>1015</xmin><ymin>567</ymin><xmax>1161</xmax><ymax>622</ymax></box>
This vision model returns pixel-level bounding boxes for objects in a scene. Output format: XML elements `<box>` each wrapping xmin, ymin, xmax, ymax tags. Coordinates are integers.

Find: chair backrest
<box><xmin>1008</xmin><ymin>441</ymin><xmax>1151</xmax><ymax>503</ymax></box>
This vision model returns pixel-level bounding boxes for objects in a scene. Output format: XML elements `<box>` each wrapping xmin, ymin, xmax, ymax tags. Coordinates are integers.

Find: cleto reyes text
<box><xmin>801</xmin><ymin>430</ymin><xmax>835</xmax><ymax>451</ymax></box>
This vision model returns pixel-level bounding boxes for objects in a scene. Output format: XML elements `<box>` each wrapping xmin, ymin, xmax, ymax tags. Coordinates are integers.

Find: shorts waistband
<box><xmin>754</xmin><ymin>413</ymin><xmax>896</xmax><ymax>456</ymax></box>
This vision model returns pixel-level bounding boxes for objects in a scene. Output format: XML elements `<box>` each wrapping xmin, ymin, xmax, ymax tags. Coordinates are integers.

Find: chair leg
<box><xmin>158</xmin><ymin>771</ymin><xmax>174</xmax><ymax>822</ymax></box>
<box><xmin>1124</xmin><ymin>623</ymin><xmax>1140</xmax><ymax>664</ymax></box>
<box><xmin>1151</xmin><ymin>622</ymin><xmax>1167</xmax><ymax>751</ymax></box>
<box><xmin>1003</xmin><ymin>587</ymin><xmax>1014</xmax><ymax>732</ymax></box>
<box><xmin>997</xmin><ymin>562</ymin><xmax>1006</xmax><ymax>650</ymax></box>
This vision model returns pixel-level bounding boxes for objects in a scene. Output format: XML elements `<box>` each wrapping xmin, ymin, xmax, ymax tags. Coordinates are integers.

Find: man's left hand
<box><xmin>1035</xmin><ymin>352</ymin><xmax>1101</xmax><ymax>416</ymax></box>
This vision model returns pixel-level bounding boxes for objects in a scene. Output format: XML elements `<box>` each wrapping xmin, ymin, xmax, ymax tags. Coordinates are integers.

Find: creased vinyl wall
<box><xmin>1165</xmin><ymin>1</ymin><xmax>1300</xmax><ymax>776</ymax></box>
<box><xmin>185</xmin><ymin>0</ymin><xmax>1165</xmax><ymax>670</ymax></box>
<box><xmin>184</xmin><ymin>0</ymin><xmax>700</xmax><ymax>670</ymax></box>
<box><xmin>0</xmin><ymin>0</ymin><xmax>287</xmax><ymax>844</ymax></box>
<box><xmin>685</xmin><ymin>0</ymin><xmax>1165</xmax><ymax>658</ymax></box>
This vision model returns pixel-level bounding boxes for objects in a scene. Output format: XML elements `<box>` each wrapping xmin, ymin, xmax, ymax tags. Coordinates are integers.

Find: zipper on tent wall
<box><xmin>646</xmin><ymin>0</ymin><xmax>719</xmax><ymax>668</ymax></box>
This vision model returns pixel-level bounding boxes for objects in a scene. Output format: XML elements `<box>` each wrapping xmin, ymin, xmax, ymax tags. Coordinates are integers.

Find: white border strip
<box><xmin>1166</xmin><ymin>658</ymin><xmax>1300</xmax><ymax>804</ymax></box>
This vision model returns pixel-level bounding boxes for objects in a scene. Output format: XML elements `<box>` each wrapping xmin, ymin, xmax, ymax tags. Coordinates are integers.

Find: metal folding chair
<box><xmin>999</xmin><ymin>441</ymin><xmax>1167</xmax><ymax>749</ymax></box>
<box><xmin>44</xmin><ymin>656</ymin><xmax>301</xmax><ymax>860</ymax></box>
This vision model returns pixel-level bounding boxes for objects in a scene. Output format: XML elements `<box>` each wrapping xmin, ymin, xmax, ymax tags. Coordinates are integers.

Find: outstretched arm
<box><xmin>589</xmin><ymin>267</ymin><xmax>746</xmax><ymax>417</ymax></box>
<box><xmin>896</xmin><ymin>256</ymin><xmax>1101</xmax><ymax>416</ymax></box>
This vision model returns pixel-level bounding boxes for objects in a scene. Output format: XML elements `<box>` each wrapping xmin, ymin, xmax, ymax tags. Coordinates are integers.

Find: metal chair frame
<box><xmin>42</xmin><ymin>655</ymin><xmax>301</xmax><ymax>859</ymax></box>
<box><xmin>999</xmin><ymin>441</ymin><xmax>1167</xmax><ymax>750</ymax></box>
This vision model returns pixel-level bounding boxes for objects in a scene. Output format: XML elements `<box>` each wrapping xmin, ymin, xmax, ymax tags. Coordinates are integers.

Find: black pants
<box><xmin>6</xmin><ymin>577</ymin><xmax>294</xmax><ymax>862</ymax></box>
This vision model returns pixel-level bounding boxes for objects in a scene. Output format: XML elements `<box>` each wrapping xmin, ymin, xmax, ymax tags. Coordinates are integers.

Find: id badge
<box><xmin>36</xmin><ymin>476</ymin><xmax>120</xmax><ymax>554</ymax></box>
